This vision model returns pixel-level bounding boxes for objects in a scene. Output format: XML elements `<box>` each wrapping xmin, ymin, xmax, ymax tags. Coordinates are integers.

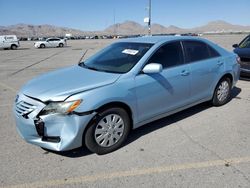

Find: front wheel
<box><xmin>59</xmin><ymin>43</ymin><xmax>64</xmax><ymax>47</ymax></box>
<box><xmin>212</xmin><ymin>77</ymin><xmax>232</xmax><ymax>106</ymax></box>
<box><xmin>84</xmin><ymin>107</ymin><xmax>130</xmax><ymax>155</ymax></box>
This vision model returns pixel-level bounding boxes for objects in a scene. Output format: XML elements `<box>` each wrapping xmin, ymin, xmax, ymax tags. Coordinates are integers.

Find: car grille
<box><xmin>15</xmin><ymin>100</ymin><xmax>36</xmax><ymax>117</ymax></box>
<box><xmin>240</xmin><ymin>61</ymin><xmax>250</xmax><ymax>70</ymax></box>
<box><xmin>240</xmin><ymin>57</ymin><xmax>250</xmax><ymax>62</ymax></box>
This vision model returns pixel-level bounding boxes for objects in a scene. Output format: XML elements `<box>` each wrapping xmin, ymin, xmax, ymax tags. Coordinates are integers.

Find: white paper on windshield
<box><xmin>122</xmin><ymin>49</ymin><xmax>139</xmax><ymax>55</ymax></box>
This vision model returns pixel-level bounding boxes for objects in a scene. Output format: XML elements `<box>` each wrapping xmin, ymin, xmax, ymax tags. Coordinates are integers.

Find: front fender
<box><xmin>66</xmin><ymin>79</ymin><xmax>139</xmax><ymax>126</ymax></box>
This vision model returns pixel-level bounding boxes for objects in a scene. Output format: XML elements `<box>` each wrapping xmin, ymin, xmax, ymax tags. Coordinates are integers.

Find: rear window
<box><xmin>207</xmin><ymin>45</ymin><xmax>220</xmax><ymax>58</ymax></box>
<box><xmin>183</xmin><ymin>41</ymin><xmax>219</xmax><ymax>63</ymax></box>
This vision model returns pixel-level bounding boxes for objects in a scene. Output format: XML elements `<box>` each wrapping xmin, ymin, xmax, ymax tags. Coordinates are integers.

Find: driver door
<box><xmin>135</xmin><ymin>41</ymin><xmax>191</xmax><ymax>123</ymax></box>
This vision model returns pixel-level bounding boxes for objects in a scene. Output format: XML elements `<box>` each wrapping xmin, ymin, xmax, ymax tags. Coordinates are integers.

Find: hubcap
<box><xmin>94</xmin><ymin>114</ymin><xmax>124</xmax><ymax>147</ymax></box>
<box><xmin>217</xmin><ymin>81</ymin><xmax>230</xmax><ymax>102</ymax></box>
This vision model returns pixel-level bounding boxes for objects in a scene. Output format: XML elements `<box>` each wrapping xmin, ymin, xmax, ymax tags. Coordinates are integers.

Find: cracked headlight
<box><xmin>40</xmin><ymin>100</ymin><xmax>82</xmax><ymax>115</ymax></box>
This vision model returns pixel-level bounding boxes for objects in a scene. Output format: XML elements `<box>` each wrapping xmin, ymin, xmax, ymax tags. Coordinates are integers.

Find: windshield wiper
<box><xmin>79</xmin><ymin>63</ymin><xmax>121</xmax><ymax>74</ymax></box>
<box><xmin>79</xmin><ymin>63</ymin><xmax>99</xmax><ymax>71</ymax></box>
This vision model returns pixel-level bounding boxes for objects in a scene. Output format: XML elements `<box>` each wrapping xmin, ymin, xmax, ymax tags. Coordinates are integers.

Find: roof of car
<box><xmin>120</xmin><ymin>35</ymin><xmax>203</xmax><ymax>44</ymax></box>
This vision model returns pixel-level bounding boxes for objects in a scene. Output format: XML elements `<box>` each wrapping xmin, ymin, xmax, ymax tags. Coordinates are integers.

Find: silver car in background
<box><xmin>34</xmin><ymin>37</ymin><xmax>66</xmax><ymax>48</ymax></box>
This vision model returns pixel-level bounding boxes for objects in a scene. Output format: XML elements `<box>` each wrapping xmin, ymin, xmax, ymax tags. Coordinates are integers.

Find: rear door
<box><xmin>182</xmin><ymin>40</ymin><xmax>221</xmax><ymax>102</ymax></box>
<box><xmin>53</xmin><ymin>38</ymin><xmax>60</xmax><ymax>47</ymax></box>
<box><xmin>135</xmin><ymin>41</ymin><xmax>191</xmax><ymax>122</ymax></box>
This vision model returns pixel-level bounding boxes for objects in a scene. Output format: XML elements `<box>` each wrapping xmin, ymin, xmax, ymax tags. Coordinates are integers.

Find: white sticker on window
<box><xmin>122</xmin><ymin>49</ymin><xmax>139</xmax><ymax>55</ymax></box>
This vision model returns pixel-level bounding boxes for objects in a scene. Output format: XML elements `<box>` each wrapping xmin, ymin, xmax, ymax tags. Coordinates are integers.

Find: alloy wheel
<box><xmin>217</xmin><ymin>80</ymin><xmax>230</xmax><ymax>102</ymax></box>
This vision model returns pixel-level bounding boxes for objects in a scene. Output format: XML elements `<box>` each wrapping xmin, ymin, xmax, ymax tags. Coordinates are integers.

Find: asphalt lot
<box><xmin>0</xmin><ymin>35</ymin><xmax>249</xmax><ymax>188</ymax></box>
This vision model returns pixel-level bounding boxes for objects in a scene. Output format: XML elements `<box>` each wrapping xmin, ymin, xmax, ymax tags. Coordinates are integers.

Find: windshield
<box><xmin>239</xmin><ymin>36</ymin><xmax>250</xmax><ymax>48</ymax></box>
<box><xmin>79</xmin><ymin>42</ymin><xmax>153</xmax><ymax>73</ymax></box>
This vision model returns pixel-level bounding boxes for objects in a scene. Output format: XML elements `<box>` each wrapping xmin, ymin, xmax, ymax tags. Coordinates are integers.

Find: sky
<box><xmin>0</xmin><ymin>0</ymin><xmax>249</xmax><ymax>31</ymax></box>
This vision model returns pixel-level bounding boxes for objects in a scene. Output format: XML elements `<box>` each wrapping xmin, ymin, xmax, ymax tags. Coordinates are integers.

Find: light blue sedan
<box><xmin>14</xmin><ymin>36</ymin><xmax>240</xmax><ymax>154</ymax></box>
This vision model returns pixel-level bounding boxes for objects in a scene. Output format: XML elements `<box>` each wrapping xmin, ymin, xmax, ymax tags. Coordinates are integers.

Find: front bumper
<box><xmin>14</xmin><ymin>94</ymin><xmax>96</xmax><ymax>151</ymax></box>
<box><xmin>239</xmin><ymin>61</ymin><xmax>250</xmax><ymax>77</ymax></box>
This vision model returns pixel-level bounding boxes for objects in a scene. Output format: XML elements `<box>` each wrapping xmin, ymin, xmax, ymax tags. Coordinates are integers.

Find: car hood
<box><xmin>21</xmin><ymin>65</ymin><xmax>121</xmax><ymax>102</ymax></box>
<box><xmin>234</xmin><ymin>48</ymin><xmax>250</xmax><ymax>58</ymax></box>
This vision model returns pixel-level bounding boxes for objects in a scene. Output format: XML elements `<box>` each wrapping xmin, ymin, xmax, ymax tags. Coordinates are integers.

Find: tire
<box><xmin>212</xmin><ymin>77</ymin><xmax>232</xmax><ymax>106</ymax></box>
<box><xmin>84</xmin><ymin>107</ymin><xmax>130</xmax><ymax>155</ymax></box>
<box><xmin>40</xmin><ymin>44</ymin><xmax>45</xmax><ymax>48</ymax></box>
<box><xmin>59</xmin><ymin>43</ymin><xmax>64</xmax><ymax>47</ymax></box>
<box><xmin>11</xmin><ymin>44</ymin><xmax>17</xmax><ymax>50</ymax></box>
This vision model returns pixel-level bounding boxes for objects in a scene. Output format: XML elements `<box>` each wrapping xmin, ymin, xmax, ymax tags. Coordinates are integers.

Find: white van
<box><xmin>0</xmin><ymin>35</ymin><xmax>20</xmax><ymax>50</ymax></box>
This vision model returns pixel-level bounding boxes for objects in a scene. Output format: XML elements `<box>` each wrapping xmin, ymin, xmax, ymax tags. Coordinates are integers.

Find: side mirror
<box><xmin>142</xmin><ymin>63</ymin><xmax>162</xmax><ymax>74</ymax></box>
<box><xmin>232</xmin><ymin>44</ymin><xmax>239</xmax><ymax>48</ymax></box>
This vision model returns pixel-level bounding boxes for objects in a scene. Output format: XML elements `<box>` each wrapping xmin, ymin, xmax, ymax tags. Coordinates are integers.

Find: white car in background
<box><xmin>34</xmin><ymin>38</ymin><xmax>66</xmax><ymax>48</ymax></box>
<box><xmin>0</xmin><ymin>35</ymin><xmax>20</xmax><ymax>50</ymax></box>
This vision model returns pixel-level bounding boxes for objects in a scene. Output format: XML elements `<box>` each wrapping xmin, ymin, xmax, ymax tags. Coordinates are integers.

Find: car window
<box><xmin>81</xmin><ymin>42</ymin><xmax>153</xmax><ymax>73</ymax></box>
<box><xmin>239</xmin><ymin>36</ymin><xmax>250</xmax><ymax>48</ymax></box>
<box><xmin>147</xmin><ymin>41</ymin><xmax>184</xmax><ymax>69</ymax></box>
<box><xmin>183</xmin><ymin>41</ymin><xmax>212</xmax><ymax>63</ymax></box>
<box><xmin>54</xmin><ymin>39</ymin><xmax>60</xmax><ymax>41</ymax></box>
<box><xmin>207</xmin><ymin>45</ymin><xmax>220</xmax><ymax>58</ymax></box>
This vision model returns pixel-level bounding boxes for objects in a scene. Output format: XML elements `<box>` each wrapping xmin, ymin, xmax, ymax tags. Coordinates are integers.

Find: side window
<box><xmin>207</xmin><ymin>45</ymin><xmax>220</xmax><ymax>58</ymax></box>
<box><xmin>239</xmin><ymin>36</ymin><xmax>250</xmax><ymax>48</ymax></box>
<box><xmin>183</xmin><ymin>41</ymin><xmax>210</xmax><ymax>63</ymax></box>
<box><xmin>148</xmin><ymin>41</ymin><xmax>184</xmax><ymax>68</ymax></box>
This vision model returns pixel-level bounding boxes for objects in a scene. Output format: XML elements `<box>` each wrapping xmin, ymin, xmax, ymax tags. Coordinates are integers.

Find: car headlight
<box><xmin>40</xmin><ymin>100</ymin><xmax>82</xmax><ymax>115</ymax></box>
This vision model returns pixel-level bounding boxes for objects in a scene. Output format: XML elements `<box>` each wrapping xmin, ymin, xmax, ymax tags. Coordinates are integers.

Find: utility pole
<box><xmin>148</xmin><ymin>0</ymin><xmax>151</xmax><ymax>35</ymax></box>
<box><xmin>113</xmin><ymin>9</ymin><xmax>116</xmax><ymax>37</ymax></box>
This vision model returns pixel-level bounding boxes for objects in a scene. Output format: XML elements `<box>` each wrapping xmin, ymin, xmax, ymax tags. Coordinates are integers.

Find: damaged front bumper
<box><xmin>14</xmin><ymin>93</ymin><xmax>96</xmax><ymax>151</ymax></box>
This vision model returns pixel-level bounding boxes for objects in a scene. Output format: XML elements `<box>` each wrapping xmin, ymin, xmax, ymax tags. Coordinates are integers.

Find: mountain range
<box><xmin>0</xmin><ymin>20</ymin><xmax>250</xmax><ymax>37</ymax></box>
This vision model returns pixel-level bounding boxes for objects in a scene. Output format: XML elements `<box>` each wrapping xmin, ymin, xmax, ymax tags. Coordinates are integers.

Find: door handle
<box><xmin>217</xmin><ymin>61</ymin><xmax>224</xmax><ymax>66</ymax></box>
<box><xmin>181</xmin><ymin>70</ymin><xmax>190</xmax><ymax>76</ymax></box>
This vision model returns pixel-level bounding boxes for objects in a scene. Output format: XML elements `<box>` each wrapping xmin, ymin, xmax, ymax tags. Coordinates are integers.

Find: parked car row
<box><xmin>1</xmin><ymin>34</ymin><xmax>249</xmax><ymax>77</ymax></box>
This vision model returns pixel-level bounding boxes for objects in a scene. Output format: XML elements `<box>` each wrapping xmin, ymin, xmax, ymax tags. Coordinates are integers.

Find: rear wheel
<box><xmin>11</xmin><ymin>44</ymin><xmax>17</xmax><ymax>50</ymax></box>
<box><xmin>212</xmin><ymin>77</ymin><xmax>232</xmax><ymax>106</ymax></box>
<box><xmin>84</xmin><ymin>107</ymin><xmax>130</xmax><ymax>155</ymax></box>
